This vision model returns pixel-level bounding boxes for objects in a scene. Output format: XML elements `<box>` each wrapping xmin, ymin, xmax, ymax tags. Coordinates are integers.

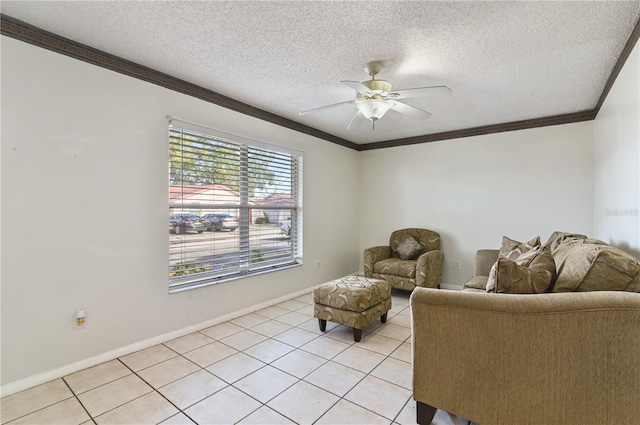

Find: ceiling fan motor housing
<box><xmin>362</xmin><ymin>79</ymin><xmax>392</xmax><ymax>94</ymax></box>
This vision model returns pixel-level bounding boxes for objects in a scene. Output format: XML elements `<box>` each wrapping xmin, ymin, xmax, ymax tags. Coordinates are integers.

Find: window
<box><xmin>168</xmin><ymin>118</ymin><xmax>302</xmax><ymax>292</ymax></box>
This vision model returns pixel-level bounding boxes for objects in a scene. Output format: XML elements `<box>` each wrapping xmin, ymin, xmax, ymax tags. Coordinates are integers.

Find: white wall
<box><xmin>358</xmin><ymin>122</ymin><xmax>594</xmax><ymax>287</ymax></box>
<box><xmin>593</xmin><ymin>41</ymin><xmax>640</xmax><ymax>258</ymax></box>
<box><xmin>0</xmin><ymin>37</ymin><xmax>360</xmax><ymax>388</ymax></box>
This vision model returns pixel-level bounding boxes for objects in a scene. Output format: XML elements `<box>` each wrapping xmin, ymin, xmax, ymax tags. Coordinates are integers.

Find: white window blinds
<box><xmin>168</xmin><ymin>119</ymin><xmax>302</xmax><ymax>292</ymax></box>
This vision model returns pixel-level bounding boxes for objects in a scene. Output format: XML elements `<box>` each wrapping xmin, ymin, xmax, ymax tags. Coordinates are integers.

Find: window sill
<box><xmin>168</xmin><ymin>260</ymin><xmax>303</xmax><ymax>294</ymax></box>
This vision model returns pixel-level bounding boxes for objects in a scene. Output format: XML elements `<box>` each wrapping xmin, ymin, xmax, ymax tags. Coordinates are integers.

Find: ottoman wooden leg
<box><xmin>318</xmin><ymin>318</ymin><xmax>327</xmax><ymax>332</ymax></box>
<box><xmin>353</xmin><ymin>328</ymin><xmax>362</xmax><ymax>342</ymax></box>
<box><xmin>380</xmin><ymin>313</ymin><xmax>387</xmax><ymax>323</ymax></box>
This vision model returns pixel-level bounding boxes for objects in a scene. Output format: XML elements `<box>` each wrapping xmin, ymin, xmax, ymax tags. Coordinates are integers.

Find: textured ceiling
<box><xmin>1</xmin><ymin>1</ymin><xmax>639</xmax><ymax>145</ymax></box>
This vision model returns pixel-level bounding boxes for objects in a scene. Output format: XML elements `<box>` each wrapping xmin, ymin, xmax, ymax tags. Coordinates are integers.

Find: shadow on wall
<box><xmin>611</xmin><ymin>240</ymin><xmax>640</xmax><ymax>260</ymax></box>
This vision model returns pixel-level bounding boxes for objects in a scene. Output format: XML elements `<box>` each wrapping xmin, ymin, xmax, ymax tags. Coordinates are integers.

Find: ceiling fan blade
<box><xmin>347</xmin><ymin>110</ymin><xmax>367</xmax><ymax>130</ymax></box>
<box><xmin>341</xmin><ymin>80</ymin><xmax>373</xmax><ymax>96</ymax></box>
<box><xmin>388</xmin><ymin>101</ymin><xmax>432</xmax><ymax>121</ymax></box>
<box><xmin>299</xmin><ymin>99</ymin><xmax>356</xmax><ymax>115</ymax></box>
<box><xmin>388</xmin><ymin>86</ymin><xmax>452</xmax><ymax>100</ymax></box>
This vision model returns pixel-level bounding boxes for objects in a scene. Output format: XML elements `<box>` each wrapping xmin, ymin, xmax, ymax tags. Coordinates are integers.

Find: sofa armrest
<box><xmin>416</xmin><ymin>250</ymin><xmax>444</xmax><ymax>288</ymax></box>
<box><xmin>474</xmin><ymin>249</ymin><xmax>499</xmax><ymax>276</ymax></box>
<box><xmin>363</xmin><ymin>245</ymin><xmax>391</xmax><ymax>277</ymax></box>
<box><xmin>410</xmin><ymin>288</ymin><xmax>640</xmax><ymax>425</ymax></box>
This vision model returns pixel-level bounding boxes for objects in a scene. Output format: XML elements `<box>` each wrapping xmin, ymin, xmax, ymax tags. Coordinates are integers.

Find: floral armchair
<box><xmin>364</xmin><ymin>228</ymin><xmax>444</xmax><ymax>291</ymax></box>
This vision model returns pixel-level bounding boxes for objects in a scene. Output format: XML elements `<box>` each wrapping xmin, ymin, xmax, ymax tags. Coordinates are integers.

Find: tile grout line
<box><xmin>116</xmin><ymin>354</ymin><xmax>197</xmax><ymax>424</ymax></box>
<box><xmin>1</xmin><ymin>292</ymin><xmax>414</xmax><ymax>425</ymax></box>
<box><xmin>60</xmin><ymin>376</ymin><xmax>97</xmax><ymax>425</ymax></box>
<box><xmin>137</xmin><ymin>314</ymin><xmax>333</xmax><ymax>422</ymax></box>
<box><xmin>0</xmin><ymin>382</ymin><xmax>87</xmax><ymax>425</ymax></box>
<box><xmin>242</xmin><ymin>301</ymin><xmax>413</xmax><ymax>423</ymax></box>
<box><xmin>207</xmin><ymin>323</ymin><xmax>410</xmax><ymax>423</ymax></box>
<box><xmin>172</xmin><ymin>296</ymin><xmax>412</xmax><ymax>423</ymax></box>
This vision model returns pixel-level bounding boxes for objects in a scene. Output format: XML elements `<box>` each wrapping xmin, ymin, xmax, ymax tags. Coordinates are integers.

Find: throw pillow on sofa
<box><xmin>547</xmin><ymin>232</ymin><xmax>589</xmax><ymax>269</ymax></box>
<box><xmin>546</xmin><ymin>231</ymin><xmax>587</xmax><ymax>252</ymax></box>
<box><xmin>499</xmin><ymin>235</ymin><xmax>541</xmax><ymax>261</ymax></box>
<box><xmin>553</xmin><ymin>242</ymin><xmax>640</xmax><ymax>292</ymax></box>
<box><xmin>487</xmin><ymin>246</ymin><xmax>555</xmax><ymax>294</ymax></box>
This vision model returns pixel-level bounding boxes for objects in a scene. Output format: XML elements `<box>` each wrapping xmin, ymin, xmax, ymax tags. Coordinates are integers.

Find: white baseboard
<box><xmin>2</xmin><ymin>279</ymin><xmax>460</xmax><ymax>396</ymax></box>
<box><xmin>1</xmin><ymin>287</ymin><xmax>313</xmax><ymax>397</ymax></box>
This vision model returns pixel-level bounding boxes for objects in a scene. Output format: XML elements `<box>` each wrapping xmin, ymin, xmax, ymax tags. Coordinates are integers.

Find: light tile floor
<box><xmin>1</xmin><ymin>290</ymin><xmax>470</xmax><ymax>425</ymax></box>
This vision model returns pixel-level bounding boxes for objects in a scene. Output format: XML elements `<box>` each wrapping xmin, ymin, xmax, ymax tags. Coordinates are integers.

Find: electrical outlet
<box><xmin>73</xmin><ymin>309</ymin><xmax>86</xmax><ymax>330</ymax></box>
<box><xmin>454</xmin><ymin>260</ymin><xmax>462</xmax><ymax>270</ymax></box>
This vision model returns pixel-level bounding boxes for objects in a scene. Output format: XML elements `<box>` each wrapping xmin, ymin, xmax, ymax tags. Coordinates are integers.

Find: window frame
<box><xmin>168</xmin><ymin>117</ymin><xmax>303</xmax><ymax>293</ymax></box>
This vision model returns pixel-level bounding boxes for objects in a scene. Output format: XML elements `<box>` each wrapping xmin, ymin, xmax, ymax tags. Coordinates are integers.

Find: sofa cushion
<box><xmin>553</xmin><ymin>243</ymin><xmax>640</xmax><ymax>292</ymax></box>
<box><xmin>373</xmin><ymin>258</ymin><xmax>416</xmax><ymax>278</ymax></box>
<box><xmin>487</xmin><ymin>246</ymin><xmax>555</xmax><ymax>294</ymax></box>
<box><xmin>392</xmin><ymin>234</ymin><xmax>424</xmax><ymax>260</ymax></box>
<box><xmin>499</xmin><ymin>236</ymin><xmax>541</xmax><ymax>261</ymax></box>
<box><xmin>463</xmin><ymin>275</ymin><xmax>489</xmax><ymax>291</ymax></box>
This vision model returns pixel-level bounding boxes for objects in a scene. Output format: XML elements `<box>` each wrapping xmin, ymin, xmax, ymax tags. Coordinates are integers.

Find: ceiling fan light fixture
<box><xmin>300</xmin><ymin>60</ymin><xmax>449</xmax><ymax>131</ymax></box>
<box><xmin>357</xmin><ymin>99</ymin><xmax>391</xmax><ymax>121</ymax></box>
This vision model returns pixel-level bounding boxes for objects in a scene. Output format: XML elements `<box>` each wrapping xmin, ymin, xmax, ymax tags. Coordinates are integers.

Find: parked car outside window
<box><xmin>169</xmin><ymin>214</ymin><xmax>206</xmax><ymax>234</ymax></box>
<box><xmin>201</xmin><ymin>213</ymin><xmax>239</xmax><ymax>231</ymax></box>
<box><xmin>280</xmin><ymin>217</ymin><xmax>291</xmax><ymax>237</ymax></box>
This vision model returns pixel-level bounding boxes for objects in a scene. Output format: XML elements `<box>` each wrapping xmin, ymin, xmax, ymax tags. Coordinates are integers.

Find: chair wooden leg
<box><xmin>380</xmin><ymin>313</ymin><xmax>387</xmax><ymax>323</ymax></box>
<box><xmin>416</xmin><ymin>401</ymin><xmax>437</xmax><ymax>425</ymax></box>
<box><xmin>353</xmin><ymin>328</ymin><xmax>362</xmax><ymax>342</ymax></box>
<box><xmin>318</xmin><ymin>318</ymin><xmax>326</xmax><ymax>332</ymax></box>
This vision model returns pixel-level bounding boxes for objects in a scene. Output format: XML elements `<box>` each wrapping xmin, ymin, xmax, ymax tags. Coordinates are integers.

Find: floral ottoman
<box><xmin>313</xmin><ymin>275</ymin><xmax>392</xmax><ymax>342</ymax></box>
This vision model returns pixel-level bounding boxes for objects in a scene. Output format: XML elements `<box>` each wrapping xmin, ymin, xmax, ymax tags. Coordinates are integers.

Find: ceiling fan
<box><xmin>299</xmin><ymin>61</ymin><xmax>452</xmax><ymax>130</ymax></box>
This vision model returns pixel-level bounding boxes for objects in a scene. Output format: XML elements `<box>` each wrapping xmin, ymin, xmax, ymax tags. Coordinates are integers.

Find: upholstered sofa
<box><xmin>364</xmin><ymin>228</ymin><xmax>444</xmax><ymax>291</ymax></box>
<box><xmin>463</xmin><ymin>231</ymin><xmax>640</xmax><ymax>293</ymax></box>
<box><xmin>411</xmin><ymin>232</ymin><xmax>640</xmax><ymax>425</ymax></box>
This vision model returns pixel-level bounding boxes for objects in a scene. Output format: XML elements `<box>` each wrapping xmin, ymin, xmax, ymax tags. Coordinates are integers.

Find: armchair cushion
<box><xmin>374</xmin><ymin>258</ymin><xmax>416</xmax><ymax>279</ymax></box>
<box><xmin>363</xmin><ymin>246</ymin><xmax>392</xmax><ymax>277</ymax></box>
<box><xmin>392</xmin><ymin>234</ymin><xmax>424</xmax><ymax>260</ymax></box>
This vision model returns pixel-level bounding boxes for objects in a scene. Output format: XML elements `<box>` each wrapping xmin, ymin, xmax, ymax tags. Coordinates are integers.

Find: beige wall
<box><xmin>593</xmin><ymin>41</ymin><xmax>640</xmax><ymax>257</ymax></box>
<box><xmin>358</xmin><ymin>121</ymin><xmax>594</xmax><ymax>288</ymax></box>
<box><xmin>0</xmin><ymin>37</ymin><xmax>360</xmax><ymax>389</ymax></box>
